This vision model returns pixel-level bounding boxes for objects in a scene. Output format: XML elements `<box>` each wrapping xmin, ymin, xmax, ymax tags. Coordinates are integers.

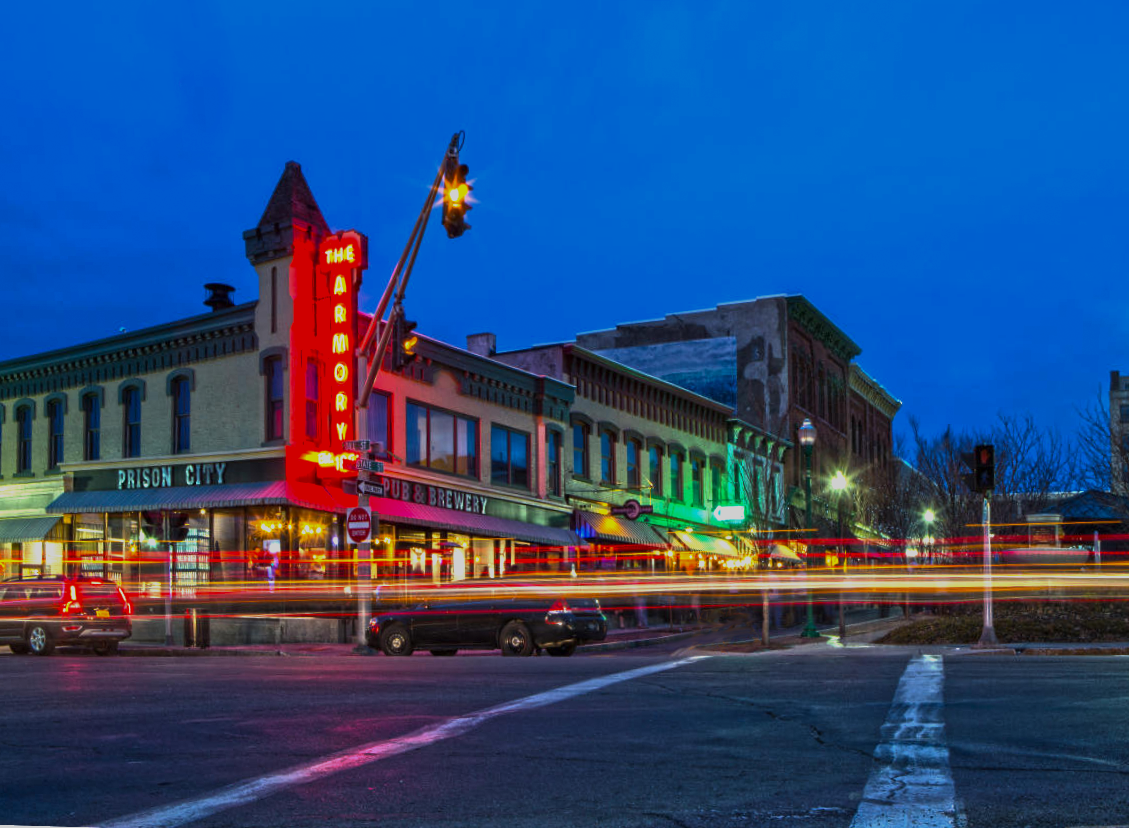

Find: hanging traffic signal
<box><xmin>392</xmin><ymin>316</ymin><xmax>419</xmax><ymax>371</ymax></box>
<box><xmin>442</xmin><ymin>162</ymin><xmax>472</xmax><ymax>239</ymax></box>
<box><xmin>974</xmin><ymin>444</ymin><xmax>995</xmax><ymax>494</ymax></box>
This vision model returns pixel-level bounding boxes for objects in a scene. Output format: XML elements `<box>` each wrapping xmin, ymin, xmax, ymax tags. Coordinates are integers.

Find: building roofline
<box><xmin>0</xmin><ymin>302</ymin><xmax>258</xmax><ymax>377</ymax></box>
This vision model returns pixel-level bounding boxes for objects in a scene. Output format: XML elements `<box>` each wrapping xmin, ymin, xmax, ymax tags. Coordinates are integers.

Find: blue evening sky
<box><xmin>2</xmin><ymin>2</ymin><xmax>1126</xmax><ymax>444</ymax></box>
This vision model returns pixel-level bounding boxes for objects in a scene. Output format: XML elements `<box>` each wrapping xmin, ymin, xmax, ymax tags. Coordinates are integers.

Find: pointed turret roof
<box><xmin>257</xmin><ymin>161</ymin><xmax>330</xmax><ymax>234</ymax></box>
<box><xmin>243</xmin><ymin>161</ymin><xmax>331</xmax><ymax>264</ymax></box>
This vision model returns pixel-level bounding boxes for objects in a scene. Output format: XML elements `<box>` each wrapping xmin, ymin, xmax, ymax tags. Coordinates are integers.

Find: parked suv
<box><xmin>0</xmin><ymin>576</ymin><xmax>133</xmax><ymax>656</ymax></box>
<box><xmin>366</xmin><ymin>596</ymin><xmax>607</xmax><ymax>657</ymax></box>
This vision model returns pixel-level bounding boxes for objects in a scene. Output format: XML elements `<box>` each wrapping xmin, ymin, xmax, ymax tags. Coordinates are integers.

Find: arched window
<box><xmin>265</xmin><ymin>356</ymin><xmax>285</xmax><ymax>441</ymax></box>
<box><xmin>46</xmin><ymin>398</ymin><xmax>64</xmax><ymax>469</ymax></box>
<box><xmin>15</xmin><ymin>404</ymin><xmax>33</xmax><ymax>473</ymax></box>
<box><xmin>82</xmin><ymin>392</ymin><xmax>101</xmax><ymax>461</ymax></box>
<box><xmin>172</xmin><ymin>376</ymin><xmax>191</xmax><ymax>454</ymax></box>
<box><xmin>122</xmin><ymin>387</ymin><xmax>142</xmax><ymax>458</ymax></box>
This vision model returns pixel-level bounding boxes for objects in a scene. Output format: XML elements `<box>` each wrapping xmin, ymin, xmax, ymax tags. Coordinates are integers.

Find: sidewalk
<box><xmin>116</xmin><ymin>622</ymin><xmax>703</xmax><ymax>658</ymax></box>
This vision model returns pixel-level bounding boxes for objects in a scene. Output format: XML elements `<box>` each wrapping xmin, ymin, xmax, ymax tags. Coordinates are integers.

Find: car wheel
<box><xmin>499</xmin><ymin>621</ymin><xmax>535</xmax><ymax>657</ymax></box>
<box><xmin>379</xmin><ymin>625</ymin><xmax>414</xmax><ymax>657</ymax></box>
<box><xmin>9</xmin><ymin>643</ymin><xmax>30</xmax><ymax>655</ymax></box>
<box><xmin>546</xmin><ymin>642</ymin><xmax>577</xmax><ymax>657</ymax></box>
<box><xmin>429</xmin><ymin>649</ymin><xmax>458</xmax><ymax>656</ymax></box>
<box><xmin>27</xmin><ymin>625</ymin><xmax>55</xmax><ymax>656</ymax></box>
<box><xmin>92</xmin><ymin>641</ymin><xmax>119</xmax><ymax>656</ymax></box>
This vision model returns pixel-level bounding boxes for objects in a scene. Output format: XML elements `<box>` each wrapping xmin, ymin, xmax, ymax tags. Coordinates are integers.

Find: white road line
<box><xmin>850</xmin><ymin>654</ymin><xmax>959</xmax><ymax>828</ymax></box>
<box><xmin>97</xmin><ymin>656</ymin><xmax>711</xmax><ymax>828</ymax></box>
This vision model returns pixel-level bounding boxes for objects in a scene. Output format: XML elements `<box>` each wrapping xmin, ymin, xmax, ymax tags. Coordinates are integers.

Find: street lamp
<box><xmin>830</xmin><ymin>470</ymin><xmax>850</xmax><ymax>640</ymax></box>
<box><xmin>922</xmin><ymin>508</ymin><xmax>936</xmax><ymax>565</ymax></box>
<box><xmin>798</xmin><ymin>419</ymin><xmax>821</xmax><ymax>638</ymax></box>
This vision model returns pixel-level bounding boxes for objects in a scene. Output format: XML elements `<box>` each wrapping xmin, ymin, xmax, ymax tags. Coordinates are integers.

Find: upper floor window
<box><xmin>491</xmin><ymin>425</ymin><xmax>530</xmax><ymax>489</ymax></box>
<box><xmin>122</xmin><ymin>387</ymin><xmax>141</xmax><ymax>458</ymax></box>
<box><xmin>172</xmin><ymin>377</ymin><xmax>191</xmax><ymax>454</ymax></box>
<box><xmin>305</xmin><ymin>358</ymin><xmax>319</xmax><ymax>441</ymax></box>
<box><xmin>82</xmin><ymin>393</ymin><xmax>101</xmax><ymax>461</ymax></box>
<box><xmin>648</xmin><ymin>445</ymin><xmax>663</xmax><ymax>498</ymax></box>
<box><xmin>572</xmin><ymin>422</ymin><xmax>590</xmax><ymax>478</ymax></box>
<box><xmin>16</xmin><ymin>406</ymin><xmax>32</xmax><ymax>473</ymax></box>
<box><xmin>600</xmin><ymin>430</ymin><xmax>617</xmax><ymax>484</ymax></box>
<box><xmin>1120</xmin><ymin>404</ymin><xmax>1129</xmax><ymax>424</ymax></box>
<box><xmin>626</xmin><ymin>438</ymin><xmax>641</xmax><ymax>488</ymax></box>
<box><xmin>406</xmin><ymin>402</ymin><xmax>477</xmax><ymax>477</ymax></box>
<box><xmin>691</xmin><ymin>458</ymin><xmax>704</xmax><ymax>506</ymax></box>
<box><xmin>710</xmin><ymin>463</ymin><xmax>725</xmax><ymax>506</ymax></box>
<box><xmin>265</xmin><ymin>356</ymin><xmax>284</xmax><ymax>441</ymax></box>
<box><xmin>547</xmin><ymin>429</ymin><xmax>562</xmax><ymax>496</ymax></box>
<box><xmin>366</xmin><ymin>392</ymin><xmax>390</xmax><ymax>453</ymax></box>
<box><xmin>47</xmin><ymin>400</ymin><xmax>64</xmax><ymax>469</ymax></box>
<box><xmin>669</xmin><ymin>451</ymin><xmax>684</xmax><ymax>501</ymax></box>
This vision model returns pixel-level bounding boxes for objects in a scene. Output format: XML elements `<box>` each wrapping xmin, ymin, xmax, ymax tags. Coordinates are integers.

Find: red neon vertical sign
<box><xmin>317</xmin><ymin>231</ymin><xmax>367</xmax><ymax>464</ymax></box>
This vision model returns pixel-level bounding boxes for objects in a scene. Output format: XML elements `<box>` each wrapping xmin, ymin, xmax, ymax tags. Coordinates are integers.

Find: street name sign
<box><xmin>346</xmin><ymin>507</ymin><xmax>372</xmax><ymax>543</ymax></box>
<box><xmin>343</xmin><ymin>439</ymin><xmax>371</xmax><ymax>451</ymax></box>
<box><xmin>354</xmin><ymin>458</ymin><xmax>385</xmax><ymax>473</ymax></box>
<box><xmin>357</xmin><ymin>480</ymin><xmax>386</xmax><ymax>498</ymax></box>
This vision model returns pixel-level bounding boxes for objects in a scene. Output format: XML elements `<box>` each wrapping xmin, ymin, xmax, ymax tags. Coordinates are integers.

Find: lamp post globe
<box><xmin>798</xmin><ymin>419</ymin><xmax>821</xmax><ymax>638</ymax></box>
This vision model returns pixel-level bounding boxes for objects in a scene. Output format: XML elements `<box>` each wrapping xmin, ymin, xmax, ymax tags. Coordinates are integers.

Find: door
<box><xmin>0</xmin><ymin>586</ymin><xmax>22</xmax><ymax>641</ymax></box>
<box><xmin>409</xmin><ymin>603</ymin><xmax>459</xmax><ymax>648</ymax></box>
<box><xmin>456</xmin><ymin>600</ymin><xmax>504</xmax><ymax>647</ymax></box>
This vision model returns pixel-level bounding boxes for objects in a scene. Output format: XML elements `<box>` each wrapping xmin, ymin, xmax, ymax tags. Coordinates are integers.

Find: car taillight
<box><xmin>549</xmin><ymin>600</ymin><xmax>570</xmax><ymax>613</ymax></box>
<box><xmin>117</xmin><ymin>586</ymin><xmax>133</xmax><ymax>615</ymax></box>
<box><xmin>63</xmin><ymin>584</ymin><xmax>82</xmax><ymax>615</ymax></box>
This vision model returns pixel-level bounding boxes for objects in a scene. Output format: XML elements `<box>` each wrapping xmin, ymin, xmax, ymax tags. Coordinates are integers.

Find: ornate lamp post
<box><xmin>798</xmin><ymin>419</ymin><xmax>821</xmax><ymax>638</ymax></box>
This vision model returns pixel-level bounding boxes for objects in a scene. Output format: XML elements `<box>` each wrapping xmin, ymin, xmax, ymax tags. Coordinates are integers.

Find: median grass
<box><xmin>877</xmin><ymin>600</ymin><xmax>1129</xmax><ymax>645</ymax></box>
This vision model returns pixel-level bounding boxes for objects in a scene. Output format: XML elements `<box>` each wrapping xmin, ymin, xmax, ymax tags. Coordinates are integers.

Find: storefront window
<box><xmin>247</xmin><ymin>507</ymin><xmax>288</xmax><ymax>586</ymax></box>
<box><xmin>212</xmin><ymin>508</ymin><xmax>245</xmax><ymax>586</ymax></box>
<box><xmin>293</xmin><ymin>508</ymin><xmax>334</xmax><ymax>581</ymax></box>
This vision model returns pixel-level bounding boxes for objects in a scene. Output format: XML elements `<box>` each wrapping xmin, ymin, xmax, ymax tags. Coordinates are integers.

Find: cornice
<box><xmin>786</xmin><ymin>296</ymin><xmax>862</xmax><ymax>363</ymax></box>
<box><xmin>849</xmin><ymin>364</ymin><xmax>901</xmax><ymax>419</ymax></box>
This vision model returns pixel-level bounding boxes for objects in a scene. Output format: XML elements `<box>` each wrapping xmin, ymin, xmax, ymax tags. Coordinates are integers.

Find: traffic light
<box><xmin>392</xmin><ymin>315</ymin><xmax>419</xmax><ymax>371</ymax></box>
<box><xmin>973</xmin><ymin>444</ymin><xmax>995</xmax><ymax>494</ymax></box>
<box><xmin>961</xmin><ymin>444</ymin><xmax>995</xmax><ymax>494</ymax></box>
<box><xmin>441</xmin><ymin>162</ymin><xmax>472</xmax><ymax>238</ymax></box>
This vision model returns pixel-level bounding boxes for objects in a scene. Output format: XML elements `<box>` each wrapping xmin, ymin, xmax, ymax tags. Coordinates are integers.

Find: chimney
<box><xmin>466</xmin><ymin>332</ymin><xmax>497</xmax><ymax>358</ymax></box>
<box><xmin>204</xmin><ymin>283</ymin><xmax>236</xmax><ymax>312</ymax></box>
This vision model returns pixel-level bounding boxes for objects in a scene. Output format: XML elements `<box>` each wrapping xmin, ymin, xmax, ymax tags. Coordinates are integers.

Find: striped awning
<box><xmin>46</xmin><ymin>482</ymin><xmax>345</xmax><ymax>514</ymax></box>
<box><xmin>669</xmin><ymin>529</ymin><xmax>741</xmax><ymax>558</ymax></box>
<box><xmin>768</xmin><ymin>543</ymin><xmax>802</xmax><ymax>562</ymax></box>
<box><xmin>360</xmin><ymin>496</ymin><xmax>583</xmax><ymax>547</ymax></box>
<box><xmin>572</xmin><ymin>511</ymin><xmax>668</xmax><ymax>547</ymax></box>
<box><xmin>0</xmin><ymin>516</ymin><xmax>63</xmax><ymax>543</ymax></box>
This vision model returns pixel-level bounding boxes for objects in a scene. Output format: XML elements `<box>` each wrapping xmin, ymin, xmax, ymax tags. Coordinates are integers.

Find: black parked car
<box><xmin>367</xmin><ymin>597</ymin><xmax>607</xmax><ymax>657</ymax></box>
<box><xmin>0</xmin><ymin>576</ymin><xmax>133</xmax><ymax>656</ymax></box>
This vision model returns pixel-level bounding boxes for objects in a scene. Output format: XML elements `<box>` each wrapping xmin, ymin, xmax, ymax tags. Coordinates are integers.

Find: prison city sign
<box><xmin>117</xmin><ymin>462</ymin><xmax>228</xmax><ymax>490</ymax></box>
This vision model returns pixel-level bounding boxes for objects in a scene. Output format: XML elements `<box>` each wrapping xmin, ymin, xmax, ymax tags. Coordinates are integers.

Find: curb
<box><xmin>580</xmin><ymin>630</ymin><xmax>699</xmax><ymax>653</ymax></box>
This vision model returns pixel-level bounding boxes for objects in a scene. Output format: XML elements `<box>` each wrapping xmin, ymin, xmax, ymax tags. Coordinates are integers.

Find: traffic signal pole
<box><xmin>353</xmin><ymin>133</ymin><xmax>467</xmax><ymax>646</ymax></box>
<box><xmin>974</xmin><ymin>494</ymin><xmax>999</xmax><ymax>648</ymax></box>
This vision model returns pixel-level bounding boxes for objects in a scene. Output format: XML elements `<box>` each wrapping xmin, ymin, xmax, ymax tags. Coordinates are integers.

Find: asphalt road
<box><xmin>1</xmin><ymin>640</ymin><xmax>1127</xmax><ymax>828</ymax></box>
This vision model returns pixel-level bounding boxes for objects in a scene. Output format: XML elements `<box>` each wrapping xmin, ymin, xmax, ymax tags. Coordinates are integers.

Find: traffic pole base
<box><xmin>973</xmin><ymin>625</ymin><xmax>1000</xmax><ymax>649</ymax></box>
<box><xmin>800</xmin><ymin>625</ymin><xmax>824</xmax><ymax>639</ymax></box>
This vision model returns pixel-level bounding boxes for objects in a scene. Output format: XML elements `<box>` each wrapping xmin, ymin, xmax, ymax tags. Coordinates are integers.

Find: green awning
<box><xmin>0</xmin><ymin>516</ymin><xmax>63</xmax><ymax>543</ymax></box>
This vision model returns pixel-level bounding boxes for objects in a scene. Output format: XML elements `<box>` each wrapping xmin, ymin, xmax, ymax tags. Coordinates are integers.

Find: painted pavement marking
<box><xmin>850</xmin><ymin>654</ymin><xmax>960</xmax><ymax>828</ymax></box>
<box><xmin>95</xmin><ymin>655</ymin><xmax>712</xmax><ymax>828</ymax></box>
